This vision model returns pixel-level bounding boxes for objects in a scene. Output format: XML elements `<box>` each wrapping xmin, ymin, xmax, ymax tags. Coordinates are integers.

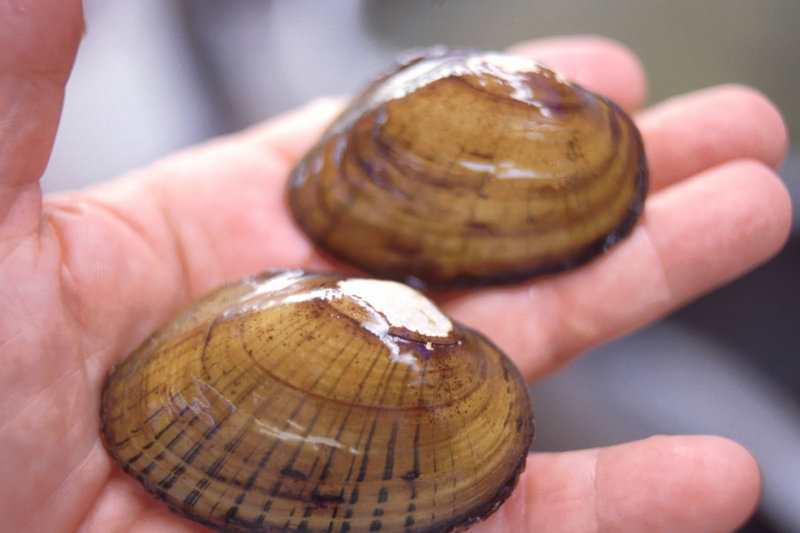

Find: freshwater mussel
<box><xmin>288</xmin><ymin>46</ymin><xmax>648</xmax><ymax>287</ymax></box>
<box><xmin>102</xmin><ymin>270</ymin><xmax>535</xmax><ymax>532</ymax></box>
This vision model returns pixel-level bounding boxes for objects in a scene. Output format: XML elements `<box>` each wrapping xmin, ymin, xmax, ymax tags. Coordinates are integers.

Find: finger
<box><xmin>508</xmin><ymin>35</ymin><xmax>647</xmax><ymax>112</ymax></box>
<box><xmin>472</xmin><ymin>435</ymin><xmax>760</xmax><ymax>533</ymax></box>
<box><xmin>0</xmin><ymin>0</ymin><xmax>83</xmax><ymax>230</ymax></box>
<box><xmin>639</xmin><ymin>84</ymin><xmax>788</xmax><ymax>191</ymax></box>
<box><xmin>443</xmin><ymin>159</ymin><xmax>791</xmax><ymax>378</ymax></box>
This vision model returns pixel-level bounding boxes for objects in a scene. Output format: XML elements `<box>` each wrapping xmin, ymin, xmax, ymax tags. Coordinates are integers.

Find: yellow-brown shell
<box><xmin>288</xmin><ymin>47</ymin><xmax>647</xmax><ymax>287</ymax></box>
<box><xmin>101</xmin><ymin>270</ymin><xmax>534</xmax><ymax>532</ymax></box>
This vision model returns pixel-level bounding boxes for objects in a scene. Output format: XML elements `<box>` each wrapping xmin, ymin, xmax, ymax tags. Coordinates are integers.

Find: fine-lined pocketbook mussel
<box><xmin>288</xmin><ymin>46</ymin><xmax>648</xmax><ymax>287</ymax></box>
<box><xmin>102</xmin><ymin>270</ymin><xmax>535</xmax><ymax>533</ymax></box>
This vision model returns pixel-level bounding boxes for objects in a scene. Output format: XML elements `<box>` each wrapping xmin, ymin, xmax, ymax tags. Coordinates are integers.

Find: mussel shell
<box><xmin>288</xmin><ymin>47</ymin><xmax>648</xmax><ymax>287</ymax></box>
<box><xmin>101</xmin><ymin>270</ymin><xmax>534</xmax><ymax>532</ymax></box>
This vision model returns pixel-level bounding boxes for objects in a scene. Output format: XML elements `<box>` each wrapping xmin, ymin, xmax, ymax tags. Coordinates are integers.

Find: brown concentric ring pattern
<box><xmin>288</xmin><ymin>47</ymin><xmax>648</xmax><ymax>287</ymax></box>
<box><xmin>101</xmin><ymin>270</ymin><xmax>535</xmax><ymax>532</ymax></box>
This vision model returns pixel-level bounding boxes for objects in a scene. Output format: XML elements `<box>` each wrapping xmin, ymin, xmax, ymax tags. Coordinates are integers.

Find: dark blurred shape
<box><xmin>676</xmin><ymin>153</ymin><xmax>799</xmax><ymax>398</ymax></box>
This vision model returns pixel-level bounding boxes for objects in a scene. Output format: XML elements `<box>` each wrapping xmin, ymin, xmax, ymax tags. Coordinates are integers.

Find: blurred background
<box><xmin>41</xmin><ymin>1</ymin><xmax>798</xmax><ymax>531</ymax></box>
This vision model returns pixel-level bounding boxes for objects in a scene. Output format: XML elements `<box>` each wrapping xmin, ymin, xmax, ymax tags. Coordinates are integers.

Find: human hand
<box><xmin>0</xmin><ymin>2</ymin><xmax>791</xmax><ymax>532</ymax></box>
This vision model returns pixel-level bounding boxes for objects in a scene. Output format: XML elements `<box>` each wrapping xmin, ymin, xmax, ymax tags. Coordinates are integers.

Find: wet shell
<box><xmin>101</xmin><ymin>270</ymin><xmax>534</xmax><ymax>533</ymax></box>
<box><xmin>288</xmin><ymin>47</ymin><xmax>648</xmax><ymax>287</ymax></box>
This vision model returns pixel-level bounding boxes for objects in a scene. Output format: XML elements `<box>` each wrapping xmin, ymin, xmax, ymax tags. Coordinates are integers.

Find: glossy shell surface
<box><xmin>102</xmin><ymin>270</ymin><xmax>534</xmax><ymax>532</ymax></box>
<box><xmin>288</xmin><ymin>47</ymin><xmax>648</xmax><ymax>287</ymax></box>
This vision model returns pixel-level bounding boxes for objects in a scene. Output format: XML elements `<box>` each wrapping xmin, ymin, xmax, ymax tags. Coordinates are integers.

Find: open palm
<box><xmin>0</xmin><ymin>3</ymin><xmax>791</xmax><ymax>532</ymax></box>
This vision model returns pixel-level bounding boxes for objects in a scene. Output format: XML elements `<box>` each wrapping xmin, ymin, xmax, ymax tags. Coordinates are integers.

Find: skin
<box><xmin>0</xmin><ymin>2</ymin><xmax>791</xmax><ymax>532</ymax></box>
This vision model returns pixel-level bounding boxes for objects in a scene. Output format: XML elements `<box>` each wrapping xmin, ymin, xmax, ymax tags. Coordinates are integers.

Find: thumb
<box><xmin>0</xmin><ymin>0</ymin><xmax>83</xmax><ymax>233</ymax></box>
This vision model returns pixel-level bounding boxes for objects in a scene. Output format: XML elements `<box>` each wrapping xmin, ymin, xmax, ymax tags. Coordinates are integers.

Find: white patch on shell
<box><xmin>337</xmin><ymin>278</ymin><xmax>453</xmax><ymax>338</ymax></box>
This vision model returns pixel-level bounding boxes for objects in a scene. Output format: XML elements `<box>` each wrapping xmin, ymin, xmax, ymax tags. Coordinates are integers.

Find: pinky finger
<box><xmin>473</xmin><ymin>435</ymin><xmax>760</xmax><ymax>533</ymax></box>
